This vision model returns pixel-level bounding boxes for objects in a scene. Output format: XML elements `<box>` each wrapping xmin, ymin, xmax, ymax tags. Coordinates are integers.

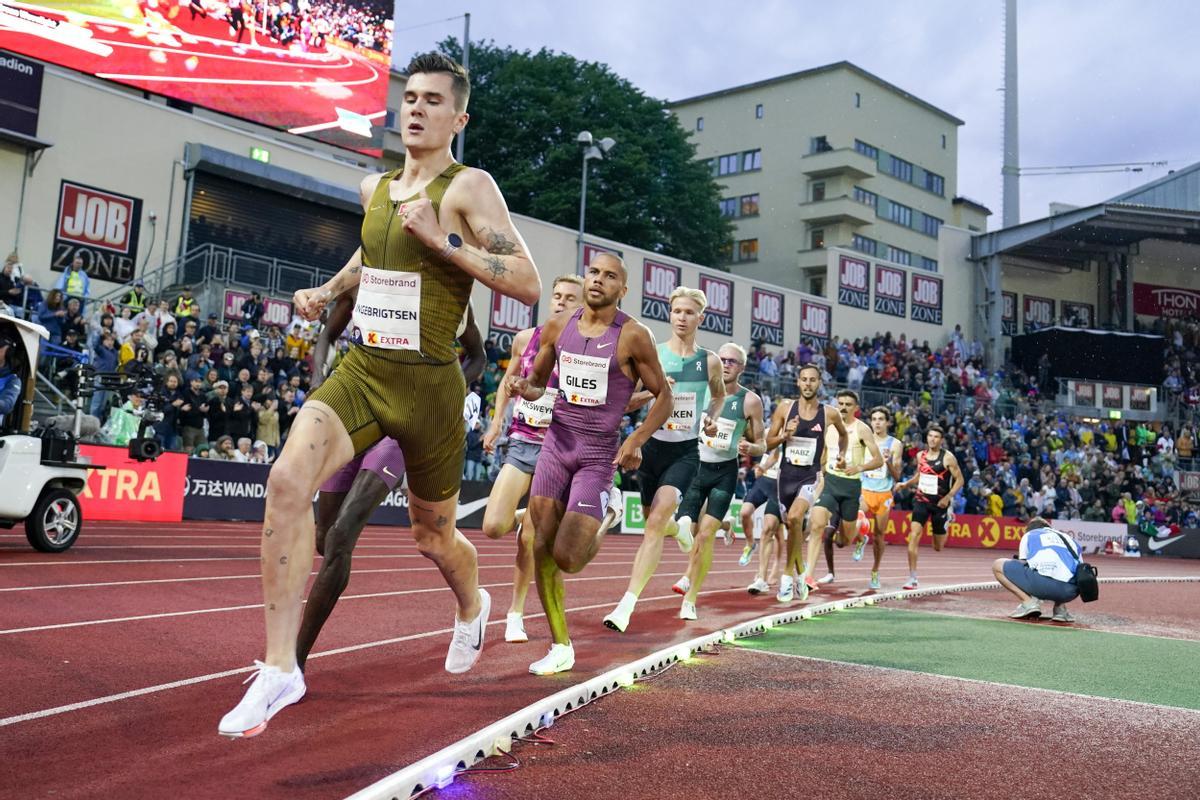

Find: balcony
<box><xmin>800</xmin><ymin>147</ymin><xmax>878</xmax><ymax>179</ymax></box>
<box><xmin>797</xmin><ymin>195</ymin><xmax>875</xmax><ymax>227</ymax></box>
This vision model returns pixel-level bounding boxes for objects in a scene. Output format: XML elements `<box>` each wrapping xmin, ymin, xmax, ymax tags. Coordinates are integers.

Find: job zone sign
<box><xmin>52</xmin><ymin>180</ymin><xmax>143</xmax><ymax>283</ymax></box>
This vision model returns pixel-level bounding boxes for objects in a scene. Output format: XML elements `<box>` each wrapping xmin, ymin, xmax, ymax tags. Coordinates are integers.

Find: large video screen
<box><xmin>0</xmin><ymin>0</ymin><xmax>393</xmax><ymax>155</ymax></box>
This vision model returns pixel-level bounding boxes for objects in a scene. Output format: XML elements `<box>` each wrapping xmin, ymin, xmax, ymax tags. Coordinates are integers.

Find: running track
<box><xmin>0</xmin><ymin>522</ymin><xmax>1195</xmax><ymax>798</ymax></box>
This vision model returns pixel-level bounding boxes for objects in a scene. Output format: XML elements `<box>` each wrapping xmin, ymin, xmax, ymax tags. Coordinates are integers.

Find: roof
<box><xmin>953</xmin><ymin>196</ymin><xmax>993</xmax><ymax>215</ymax></box>
<box><xmin>1108</xmin><ymin>160</ymin><xmax>1200</xmax><ymax>212</ymax></box>
<box><xmin>668</xmin><ymin>61</ymin><xmax>965</xmax><ymax>126</ymax></box>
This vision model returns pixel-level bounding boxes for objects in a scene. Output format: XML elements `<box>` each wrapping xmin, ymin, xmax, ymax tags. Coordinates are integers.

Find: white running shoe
<box><xmin>603</xmin><ymin>592</ymin><xmax>637</xmax><ymax>633</ymax></box>
<box><xmin>672</xmin><ymin>576</ymin><xmax>691</xmax><ymax>595</ymax></box>
<box><xmin>901</xmin><ymin>577</ymin><xmax>920</xmax><ymax>591</ymax></box>
<box><xmin>817</xmin><ymin>572</ymin><xmax>836</xmax><ymax>585</ymax></box>
<box><xmin>721</xmin><ymin>524</ymin><xmax>733</xmax><ymax>546</ymax></box>
<box><xmin>679</xmin><ymin>601</ymin><xmax>697</xmax><ymax>620</ymax></box>
<box><xmin>669</xmin><ymin>517</ymin><xmax>694</xmax><ymax>553</ymax></box>
<box><xmin>776</xmin><ymin>574</ymin><xmax>794</xmax><ymax>602</ymax></box>
<box><xmin>504</xmin><ymin>611</ymin><xmax>528</xmax><ymax>643</ymax></box>
<box><xmin>529</xmin><ymin>643</ymin><xmax>575</xmax><ymax>675</ymax></box>
<box><xmin>445</xmin><ymin>588</ymin><xmax>491</xmax><ymax>674</ymax></box>
<box><xmin>218</xmin><ymin>661</ymin><xmax>306</xmax><ymax>738</ymax></box>
<box><xmin>604</xmin><ymin>490</ymin><xmax>625</xmax><ymax>533</ymax></box>
<box><xmin>796</xmin><ymin>574</ymin><xmax>810</xmax><ymax>602</ymax></box>
<box><xmin>747</xmin><ymin>578</ymin><xmax>770</xmax><ymax>595</ymax></box>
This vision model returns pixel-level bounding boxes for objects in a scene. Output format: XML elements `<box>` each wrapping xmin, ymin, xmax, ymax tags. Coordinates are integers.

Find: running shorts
<box><xmin>677</xmin><ymin>459</ymin><xmax>738</xmax><ymax>523</ymax></box>
<box><xmin>638</xmin><ymin>437</ymin><xmax>700</xmax><ymax>507</ymax></box>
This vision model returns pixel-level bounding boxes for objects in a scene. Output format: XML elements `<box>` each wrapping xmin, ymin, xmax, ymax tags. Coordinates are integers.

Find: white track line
<box><xmin>738</xmin><ymin>648</ymin><xmax>1200</xmax><ymax>714</ymax></box>
<box><xmin>94</xmin><ymin>69</ymin><xmax>381</xmax><ymax>87</ymax></box>
<box><xmin>90</xmin><ymin>38</ymin><xmax>354</xmax><ymax>69</ymax></box>
<box><xmin>0</xmin><ymin>588</ymin><xmax>736</xmax><ymax>728</ymax></box>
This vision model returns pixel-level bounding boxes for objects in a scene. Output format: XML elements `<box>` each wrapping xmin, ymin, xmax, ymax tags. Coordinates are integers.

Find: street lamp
<box><xmin>576</xmin><ymin>130</ymin><xmax>616</xmax><ymax>275</ymax></box>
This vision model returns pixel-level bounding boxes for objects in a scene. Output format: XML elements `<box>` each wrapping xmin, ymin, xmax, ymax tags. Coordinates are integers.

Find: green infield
<box><xmin>32</xmin><ymin>0</ymin><xmax>144</xmax><ymax>25</ymax></box>
<box><xmin>740</xmin><ymin>606</ymin><xmax>1200</xmax><ymax>710</ymax></box>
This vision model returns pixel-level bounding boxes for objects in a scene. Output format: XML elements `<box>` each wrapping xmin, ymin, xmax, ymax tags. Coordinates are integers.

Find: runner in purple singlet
<box><xmin>507</xmin><ymin>253</ymin><xmax>674</xmax><ymax>675</ymax></box>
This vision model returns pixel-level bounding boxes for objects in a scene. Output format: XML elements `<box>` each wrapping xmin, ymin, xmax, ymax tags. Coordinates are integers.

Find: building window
<box><xmin>718</xmin><ymin>242</ymin><xmax>733</xmax><ymax>262</ymax></box>
<box><xmin>742</xmin><ymin>149</ymin><xmax>762</xmax><ymax>171</ymax></box>
<box><xmin>811</xmin><ymin>182</ymin><xmax>826</xmax><ymax>202</ymax></box>
<box><xmin>755</xmin><ymin>103</ymin><xmax>764</xmax><ymax>119</ymax></box>
<box><xmin>851</xmin><ymin>234</ymin><xmax>877</xmax><ymax>256</ymax></box>
<box><xmin>696</xmin><ymin>117</ymin><xmax>704</xmax><ymax>131</ymax></box>
<box><xmin>854</xmin><ymin>139</ymin><xmax>878</xmax><ymax>159</ymax></box>
<box><xmin>854</xmin><ymin>92</ymin><xmax>861</xmax><ymax>108</ymax></box>
<box><xmin>886</xmin><ymin>245</ymin><xmax>912</xmax><ymax>266</ymax></box>
<box><xmin>810</xmin><ymin>136</ymin><xmax>832</xmax><ymax>154</ymax></box>
<box><xmin>922</xmin><ymin>214</ymin><xmax>942</xmax><ymax>237</ymax></box>
<box><xmin>717</xmin><ymin>153</ymin><xmax>740</xmax><ymax>175</ymax></box>
<box><xmin>719</xmin><ymin>197</ymin><xmax>738</xmax><ymax>217</ymax></box>
<box><xmin>941</xmin><ymin>133</ymin><xmax>947</xmax><ymax>149</ymax></box>
<box><xmin>887</xmin><ymin>201</ymin><xmax>913</xmax><ymax>227</ymax></box>
<box><xmin>920</xmin><ymin>256</ymin><xmax>939</xmax><ymax>272</ymax></box>
<box><xmin>886</xmin><ymin>154</ymin><xmax>913</xmax><ymax>182</ymax></box>
<box><xmin>740</xmin><ymin>193</ymin><xmax>760</xmax><ymax>216</ymax></box>
<box><xmin>810</xmin><ymin>275</ymin><xmax>826</xmax><ymax>296</ymax></box>
<box><xmin>810</xmin><ymin>228</ymin><xmax>825</xmax><ymax>249</ymax></box>
<box><xmin>852</xmin><ymin>186</ymin><xmax>878</xmax><ymax>209</ymax></box>
<box><xmin>737</xmin><ymin>239</ymin><xmax>759</xmax><ymax>262</ymax></box>
<box><xmin>925</xmin><ymin>171</ymin><xmax>945</xmax><ymax>196</ymax></box>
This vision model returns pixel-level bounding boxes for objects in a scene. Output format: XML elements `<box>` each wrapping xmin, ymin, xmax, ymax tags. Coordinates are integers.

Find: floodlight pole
<box><xmin>455</xmin><ymin>13</ymin><xmax>470</xmax><ymax>163</ymax></box>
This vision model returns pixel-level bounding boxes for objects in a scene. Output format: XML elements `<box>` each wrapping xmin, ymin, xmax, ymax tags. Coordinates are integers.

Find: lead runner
<box><xmin>219</xmin><ymin>52</ymin><xmax>542</xmax><ymax>737</ymax></box>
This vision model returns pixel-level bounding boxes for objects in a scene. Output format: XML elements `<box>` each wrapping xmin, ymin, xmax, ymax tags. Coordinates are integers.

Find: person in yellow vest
<box><xmin>121</xmin><ymin>281</ymin><xmax>148</xmax><ymax>314</ymax></box>
<box><xmin>173</xmin><ymin>287</ymin><xmax>197</xmax><ymax>323</ymax></box>
<box><xmin>55</xmin><ymin>255</ymin><xmax>92</xmax><ymax>311</ymax></box>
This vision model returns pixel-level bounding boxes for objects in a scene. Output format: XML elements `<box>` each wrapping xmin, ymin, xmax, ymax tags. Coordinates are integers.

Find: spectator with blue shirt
<box><xmin>0</xmin><ymin>331</ymin><xmax>22</xmax><ymax>424</ymax></box>
<box><xmin>992</xmin><ymin>517</ymin><xmax>1081</xmax><ymax>623</ymax></box>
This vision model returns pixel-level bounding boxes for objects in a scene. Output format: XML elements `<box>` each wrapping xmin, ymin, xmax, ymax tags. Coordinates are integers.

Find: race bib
<box><xmin>516</xmin><ymin>388</ymin><xmax>558</xmax><ymax>428</ymax></box>
<box><xmin>918</xmin><ymin>472</ymin><xmax>940</xmax><ymax>495</ymax></box>
<box><xmin>665</xmin><ymin>391</ymin><xmax>696</xmax><ymax>432</ymax></box>
<box><xmin>865</xmin><ymin>446</ymin><xmax>890</xmax><ymax>480</ymax></box>
<box><xmin>704</xmin><ymin>417</ymin><xmax>738</xmax><ymax>452</ymax></box>
<box><xmin>786</xmin><ymin>436</ymin><xmax>817</xmax><ymax>466</ymax></box>
<box><xmin>352</xmin><ymin>267</ymin><xmax>421</xmax><ymax>351</ymax></box>
<box><xmin>463</xmin><ymin>392</ymin><xmax>481</xmax><ymax>429</ymax></box>
<box><xmin>559</xmin><ymin>352</ymin><xmax>609</xmax><ymax>406</ymax></box>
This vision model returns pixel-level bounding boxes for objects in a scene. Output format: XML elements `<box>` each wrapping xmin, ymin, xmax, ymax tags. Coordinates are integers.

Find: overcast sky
<box><xmin>397</xmin><ymin>1</ymin><xmax>1198</xmax><ymax>231</ymax></box>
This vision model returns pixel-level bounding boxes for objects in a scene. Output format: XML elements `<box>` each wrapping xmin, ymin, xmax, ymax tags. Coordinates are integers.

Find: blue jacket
<box><xmin>37</xmin><ymin>303</ymin><xmax>64</xmax><ymax>341</ymax></box>
<box><xmin>0</xmin><ymin>367</ymin><xmax>22</xmax><ymax>417</ymax></box>
<box><xmin>55</xmin><ymin>269</ymin><xmax>91</xmax><ymax>300</ymax></box>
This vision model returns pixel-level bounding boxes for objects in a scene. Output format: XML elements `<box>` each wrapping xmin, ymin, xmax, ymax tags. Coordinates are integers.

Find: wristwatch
<box><xmin>440</xmin><ymin>232</ymin><xmax>463</xmax><ymax>260</ymax></box>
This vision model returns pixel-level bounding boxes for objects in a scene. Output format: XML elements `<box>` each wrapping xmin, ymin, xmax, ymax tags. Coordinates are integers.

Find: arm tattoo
<box><xmin>483</xmin><ymin>254</ymin><xmax>509</xmax><ymax>280</ymax></box>
<box><xmin>479</xmin><ymin>227</ymin><xmax>520</xmax><ymax>256</ymax></box>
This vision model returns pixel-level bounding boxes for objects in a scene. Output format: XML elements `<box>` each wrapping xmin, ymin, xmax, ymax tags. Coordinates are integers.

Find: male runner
<box><xmin>801</xmin><ymin>391</ymin><xmax>883</xmax><ymax>598</ymax></box>
<box><xmin>857</xmin><ymin>406</ymin><xmax>902</xmax><ymax>590</ymax></box>
<box><xmin>507</xmin><ymin>253</ymin><xmax>672</xmax><ymax>674</ymax></box>
<box><xmin>603</xmin><ymin>287</ymin><xmax>723</xmax><ymax>633</ymax></box>
<box><xmin>219</xmin><ymin>52</ymin><xmax>542</xmax><ymax>737</ymax></box>
<box><xmin>741</xmin><ymin>450</ymin><xmax>784</xmax><ymax>594</ymax></box>
<box><xmin>295</xmin><ymin>299</ymin><xmax>485</xmax><ymax>669</ymax></box>
<box><xmin>763</xmin><ymin>365</ymin><xmax>847</xmax><ymax>603</ymax></box>
<box><xmin>896</xmin><ymin>424</ymin><xmax>964</xmax><ymax>590</ymax></box>
<box><xmin>669</xmin><ymin>343</ymin><xmax>766</xmax><ymax>619</ymax></box>
<box><xmin>482</xmin><ymin>273</ymin><xmax>619</xmax><ymax>644</ymax></box>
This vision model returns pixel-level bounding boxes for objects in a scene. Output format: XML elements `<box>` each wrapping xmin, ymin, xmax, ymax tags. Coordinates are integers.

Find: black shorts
<box><xmin>743</xmin><ymin>477</ymin><xmax>781</xmax><ymax>519</ymax></box>
<box><xmin>677</xmin><ymin>458</ymin><xmax>738</xmax><ymax>523</ymax></box>
<box><xmin>912</xmin><ymin>502</ymin><xmax>949</xmax><ymax>537</ymax></box>
<box><xmin>638</xmin><ymin>437</ymin><xmax>700</xmax><ymax>507</ymax></box>
<box><xmin>814</xmin><ymin>472</ymin><xmax>862</xmax><ymax>522</ymax></box>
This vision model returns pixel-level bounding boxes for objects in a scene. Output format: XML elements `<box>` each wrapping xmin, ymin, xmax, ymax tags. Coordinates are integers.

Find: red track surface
<box><xmin>0</xmin><ymin>522</ymin><xmax>1195</xmax><ymax>799</ymax></box>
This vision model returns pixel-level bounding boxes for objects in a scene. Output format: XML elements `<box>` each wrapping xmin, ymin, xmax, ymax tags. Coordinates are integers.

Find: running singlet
<box><xmin>651</xmin><ymin>342</ymin><xmax>711</xmax><ymax>443</ymax></box>
<box><xmin>779</xmin><ymin>400</ymin><xmax>825</xmax><ymax>487</ymax></box>
<box><xmin>699</xmin><ymin>386</ymin><xmax>749</xmax><ymax>462</ymax></box>
<box><xmin>510</xmin><ymin>326</ymin><xmax>559</xmax><ymax>443</ymax></box>
<box><xmin>552</xmin><ymin>307</ymin><xmax>636</xmax><ymax>440</ymax></box>
<box><xmin>861</xmin><ymin>435</ymin><xmax>899</xmax><ymax>492</ymax></box>
<box><xmin>914</xmin><ymin>449</ymin><xmax>952</xmax><ymax>504</ymax></box>
<box><xmin>761</xmin><ymin>453</ymin><xmax>780</xmax><ymax>480</ymax></box>
<box><xmin>352</xmin><ymin>164</ymin><xmax>474</xmax><ymax>364</ymax></box>
<box><xmin>825</xmin><ymin>420</ymin><xmax>868</xmax><ymax>481</ymax></box>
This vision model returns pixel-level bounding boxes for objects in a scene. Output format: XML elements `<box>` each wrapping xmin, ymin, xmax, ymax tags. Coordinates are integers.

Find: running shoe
<box><xmin>1009</xmin><ymin>598</ymin><xmax>1042</xmax><ymax>620</ymax></box>
<box><xmin>805</xmin><ymin>574</ymin><xmax>821</xmax><ymax>593</ymax></box>
<box><xmin>776</xmin><ymin>575</ymin><xmax>794</xmax><ymax>602</ymax></box>
<box><xmin>796</xmin><ymin>574</ymin><xmax>810</xmax><ymax>602</ymax></box>
<box><xmin>504</xmin><ymin>612</ymin><xmax>528</xmax><ymax>643</ymax></box>
<box><xmin>529</xmin><ymin>643</ymin><xmax>575</xmax><ymax>675</ymax></box>
<box><xmin>671</xmin><ymin>518</ymin><xmax>694</xmax><ymax>553</ymax></box>
<box><xmin>852</xmin><ymin>533</ymin><xmax>869</xmax><ymax>562</ymax></box>
<box><xmin>603</xmin><ymin>490</ymin><xmax>625</xmax><ymax>533</ymax></box>
<box><xmin>817</xmin><ymin>572</ymin><xmax>835</xmax><ymax>585</ymax></box>
<box><xmin>1051</xmin><ymin>604</ymin><xmax>1075</xmax><ymax>623</ymax></box>
<box><xmin>868</xmin><ymin>572</ymin><xmax>881</xmax><ymax>591</ymax></box>
<box><xmin>901</xmin><ymin>578</ymin><xmax>920</xmax><ymax>591</ymax></box>
<box><xmin>679</xmin><ymin>601</ymin><xmax>697</xmax><ymax>620</ymax></box>
<box><xmin>218</xmin><ymin>661</ymin><xmax>306</xmax><ymax>738</ymax></box>
<box><xmin>747</xmin><ymin>578</ymin><xmax>770</xmax><ymax>595</ymax></box>
<box><xmin>856</xmin><ymin>510</ymin><xmax>871</xmax><ymax>539</ymax></box>
<box><xmin>739</xmin><ymin>541</ymin><xmax>758</xmax><ymax>567</ymax></box>
<box><xmin>445</xmin><ymin>587</ymin><xmax>491</xmax><ymax>674</ymax></box>
<box><xmin>672</xmin><ymin>576</ymin><xmax>691</xmax><ymax>596</ymax></box>
<box><xmin>603</xmin><ymin>594</ymin><xmax>636</xmax><ymax>633</ymax></box>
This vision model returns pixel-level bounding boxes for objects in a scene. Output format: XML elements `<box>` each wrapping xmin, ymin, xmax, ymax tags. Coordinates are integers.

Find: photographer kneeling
<box><xmin>992</xmin><ymin>517</ymin><xmax>1082</xmax><ymax>623</ymax></box>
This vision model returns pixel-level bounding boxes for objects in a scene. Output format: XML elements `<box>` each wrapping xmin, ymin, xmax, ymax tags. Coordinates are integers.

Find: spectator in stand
<box><xmin>0</xmin><ymin>331</ymin><xmax>21</xmax><ymax>422</ymax></box>
<box><xmin>89</xmin><ymin>331</ymin><xmax>119</xmax><ymax>420</ymax></box>
<box><xmin>217</xmin><ymin>351</ymin><xmax>238</xmax><ymax>383</ymax></box>
<box><xmin>232</xmin><ymin>437</ymin><xmax>254</xmax><ymax>463</ymax></box>
<box><xmin>197</xmin><ymin>313</ymin><xmax>221</xmax><ymax>345</ymax></box>
<box><xmin>118</xmin><ymin>328</ymin><xmax>146</xmax><ymax>367</ymax></box>
<box><xmin>241</xmin><ymin>292</ymin><xmax>264</xmax><ymax>328</ymax></box>
<box><xmin>463</xmin><ymin>418</ymin><xmax>485</xmax><ymax>480</ymax></box>
<box><xmin>172</xmin><ymin>287</ymin><xmax>197</xmax><ymax>323</ymax></box>
<box><xmin>214</xmin><ymin>434</ymin><xmax>236</xmax><ymax>460</ymax></box>
<box><xmin>156</xmin><ymin>373</ymin><xmax>185</xmax><ymax>450</ymax></box>
<box><xmin>227</xmin><ymin>382</ymin><xmax>258</xmax><ymax>441</ymax></box>
<box><xmin>1</xmin><ymin>256</ymin><xmax>23</xmax><ymax>313</ymax></box>
<box><xmin>55</xmin><ymin>256</ymin><xmax>91</xmax><ymax>309</ymax></box>
<box><xmin>205</xmin><ymin>380</ymin><xmax>233</xmax><ymax>441</ymax></box>
<box><xmin>278</xmin><ymin>386</ymin><xmax>300</xmax><ymax>442</ymax></box>
<box><xmin>37</xmin><ymin>289</ymin><xmax>67</xmax><ymax>344</ymax></box>
<box><xmin>120</xmin><ymin>281</ymin><xmax>149</xmax><ymax>314</ymax></box>
<box><xmin>256</xmin><ymin>395</ymin><xmax>280</xmax><ymax>458</ymax></box>
<box><xmin>180</xmin><ymin>374</ymin><xmax>208</xmax><ymax>450</ymax></box>
<box><xmin>251</xmin><ymin>439</ymin><xmax>271</xmax><ymax>464</ymax></box>
<box><xmin>155</xmin><ymin>321</ymin><xmax>178</xmax><ymax>360</ymax></box>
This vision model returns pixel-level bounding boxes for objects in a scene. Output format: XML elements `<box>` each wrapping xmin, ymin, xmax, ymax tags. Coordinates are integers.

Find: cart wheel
<box><xmin>25</xmin><ymin>488</ymin><xmax>83</xmax><ymax>553</ymax></box>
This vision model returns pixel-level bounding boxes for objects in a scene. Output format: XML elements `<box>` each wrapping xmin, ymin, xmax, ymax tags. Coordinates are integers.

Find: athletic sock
<box><xmin>615</xmin><ymin>591</ymin><xmax>638</xmax><ymax>616</ymax></box>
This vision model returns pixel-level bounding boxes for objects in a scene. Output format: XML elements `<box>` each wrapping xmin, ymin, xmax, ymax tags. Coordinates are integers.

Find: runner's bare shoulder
<box><xmin>358</xmin><ymin>173</ymin><xmax>387</xmax><ymax>210</ymax></box>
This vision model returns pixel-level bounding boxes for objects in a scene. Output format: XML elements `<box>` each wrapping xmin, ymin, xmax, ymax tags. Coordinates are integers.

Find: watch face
<box><xmin>448</xmin><ymin>233</ymin><xmax>463</xmax><ymax>248</ymax></box>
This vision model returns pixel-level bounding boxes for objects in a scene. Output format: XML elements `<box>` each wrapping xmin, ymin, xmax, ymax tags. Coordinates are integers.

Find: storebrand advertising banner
<box><xmin>873</xmin><ymin>264</ymin><xmax>906</xmax><ymax>317</ymax></box>
<box><xmin>641</xmin><ymin>259</ymin><xmax>679</xmax><ymax>323</ymax></box>
<box><xmin>750</xmin><ymin>287</ymin><xmax>784</xmax><ymax>346</ymax></box>
<box><xmin>51</xmin><ymin>180</ymin><xmax>143</xmax><ymax>284</ymax></box>
<box><xmin>910</xmin><ymin>274</ymin><xmax>943</xmax><ymax>325</ymax></box>
<box><xmin>837</xmin><ymin>255</ymin><xmax>870</xmax><ymax>310</ymax></box>
<box><xmin>77</xmin><ymin>444</ymin><xmax>186</xmax><ymax>522</ymax></box>
<box><xmin>697</xmin><ymin>274</ymin><xmax>734</xmax><ymax>336</ymax></box>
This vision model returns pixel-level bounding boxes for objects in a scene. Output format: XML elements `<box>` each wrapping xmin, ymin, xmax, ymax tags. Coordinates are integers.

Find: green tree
<box><xmin>424</xmin><ymin>39</ymin><xmax>733</xmax><ymax>268</ymax></box>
